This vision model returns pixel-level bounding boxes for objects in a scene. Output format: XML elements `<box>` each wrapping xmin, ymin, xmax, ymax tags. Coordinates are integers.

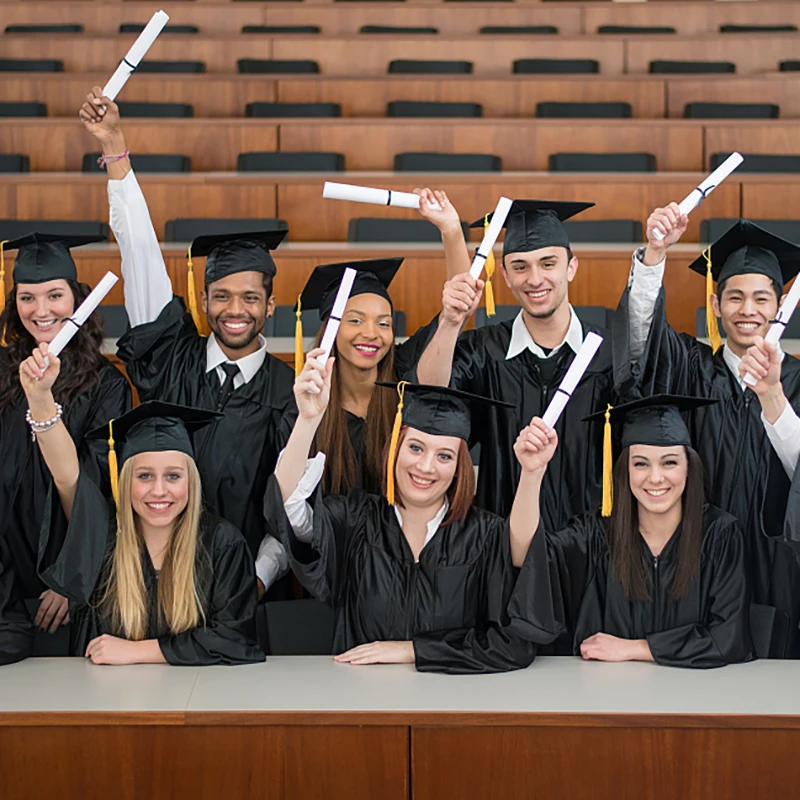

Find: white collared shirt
<box><xmin>505</xmin><ymin>305</ymin><xmax>584</xmax><ymax>361</ymax></box>
<box><xmin>205</xmin><ymin>331</ymin><xmax>268</xmax><ymax>389</ymax></box>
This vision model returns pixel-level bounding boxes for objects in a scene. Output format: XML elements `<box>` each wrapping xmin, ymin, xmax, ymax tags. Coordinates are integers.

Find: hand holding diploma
<box><xmin>318</xmin><ymin>267</ymin><xmax>357</xmax><ymax>361</ymax></box>
<box><xmin>322</xmin><ymin>182</ymin><xmax>442</xmax><ymax>211</ymax></box>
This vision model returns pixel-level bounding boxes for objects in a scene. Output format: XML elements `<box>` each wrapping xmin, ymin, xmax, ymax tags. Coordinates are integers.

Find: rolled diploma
<box><xmin>653</xmin><ymin>152</ymin><xmax>744</xmax><ymax>241</ymax></box>
<box><xmin>541</xmin><ymin>332</ymin><xmax>604</xmax><ymax>428</ymax></box>
<box><xmin>743</xmin><ymin>278</ymin><xmax>800</xmax><ymax>385</ymax></box>
<box><xmin>469</xmin><ymin>196</ymin><xmax>513</xmax><ymax>280</ymax></box>
<box><xmin>102</xmin><ymin>10</ymin><xmax>170</xmax><ymax>100</ymax></box>
<box><xmin>47</xmin><ymin>272</ymin><xmax>119</xmax><ymax>361</ymax></box>
<box><xmin>322</xmin><ymin>182</ymin><xmax>441</xmax><ymax>211</ymax></box>
<box><xmin>319</xmin><ymin>267</ymin><xmax>357</xmax><ymax>360</ymax></box>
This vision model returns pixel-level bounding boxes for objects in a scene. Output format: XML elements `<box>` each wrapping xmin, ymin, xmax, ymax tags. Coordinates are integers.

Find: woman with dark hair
<box><xmin>0</xmin><ymin>234</ymin><xmax>131</xmax><ymax>664</ymax></box>
<box><xmin>264</xmin><ymin>352</ymin><xmax>552</xmax><ymax>674</ymax></box>
<box><xmin>508</xmin><ymin>395</ymin><xmax>755</xmax><ymax>668</ymax></box>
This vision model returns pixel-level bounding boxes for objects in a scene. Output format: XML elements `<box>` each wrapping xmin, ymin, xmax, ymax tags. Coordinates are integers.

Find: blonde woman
<box><xmin>20</xmin><ymin>343</ymin><xmax>263</xmax><ymax>665</ymax></box>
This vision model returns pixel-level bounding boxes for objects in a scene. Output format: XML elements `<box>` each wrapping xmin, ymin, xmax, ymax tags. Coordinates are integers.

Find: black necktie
<box><xmin>217</xmin><ymin>362</ymin><xmax>240</xmax><ymax>410</ymax></box>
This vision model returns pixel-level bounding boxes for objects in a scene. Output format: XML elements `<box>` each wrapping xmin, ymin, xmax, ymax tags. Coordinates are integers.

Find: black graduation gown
<box><xmin>39</xmin><ymin>473</ymin><xmax>264</xmax><ymax>665</ymax></box>
<box><xmin>614</xmin><ymin>286</ymin><xmax>800</xmax><ymax>649</ymax></box>
<box><xmin>510</xmin><ymin>506</ymin><xmax>754</xmax><ymax>668</ymax></box>
<box><xmin>264</xmin><ymin>477</ymin><xmax>542</xmax><ymax>674</ymax></box>
<box><xmin>438</xmin><ymin>314</ymin><xmax>614</xmax><ymax>525</ymax></box>
<box><xmin>116</xmin><ymin>296</ymin><xmax>297</xmax><ymax>563</ymax></box>
<box><xmin>0</xmin><ymin>352</ymin><xmax>131</xmax><ymax>664</ymax></box>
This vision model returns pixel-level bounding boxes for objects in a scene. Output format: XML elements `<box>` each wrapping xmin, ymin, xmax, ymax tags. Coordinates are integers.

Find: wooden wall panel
<box><xmin>741</xmin><ymin>183</ymin><xmax>800</xmax><ymax>221</ymax></box>
<box><xmin>667</xmin><ymin>76</ymin><xmax>800</xmax><ymax>120</ymax></box>
<box><xmin>705</xmin><ymin>123</ymin><xmax>800</xmax><ymax>163</ymax></box>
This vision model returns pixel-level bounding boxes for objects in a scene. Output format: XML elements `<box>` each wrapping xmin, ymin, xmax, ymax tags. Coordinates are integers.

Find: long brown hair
<box><xmin>0</xmin><ymin>281</ymin><xmax>106</xmax><ymax>411</ymax></box>
<box><xmin>381</xmin><ymin>426</ymin><xmax>475</xmax><ymax>525</ymax></box>
<box><xmin>312</xmin><ymin>326</ymin><xmax>398</xmax><ymax>494</ymax></box>
<box><xmin>101</xmin><ymin>457</ymin><xmax>207</xmax><ymax>640</ymax></box>
<box><xmin>606</xmin><ymin>445</ymin><xmax>705</xmax><ymax>603</ymax></box>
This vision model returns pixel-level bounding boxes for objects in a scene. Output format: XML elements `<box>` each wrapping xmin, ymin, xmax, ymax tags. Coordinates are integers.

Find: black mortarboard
<box><xmin>2</xmin><ymin>232</ymin><xmax>106</xmax><ymax>285</ymax></box>
<box><xmin>584</xmin><ymin>394</ymin><xmax>716</xmax><ymax>516</ymax></box>
<box><xmin>299</xmin><ymin>257</ymin><xmax>403</xmax><ymax>320</ymax></box>
<box><xmin>376</xmin><ymin>381</ymin><xmax>513</xmax><ymax>504</ymax></box>
<box><xmin>469</xmin><ymin>199</ymin><xmax>594</xmax><ymax>257</ymax></box>
<box><xmin>189</xmin><ymin>228</ymin><xmax>288</xmax><ymax>285</ymax></box>
<box><xmin>688</xmin><ymin>220</ymin><xmax>800</xmax><ymax>289</ymax></box>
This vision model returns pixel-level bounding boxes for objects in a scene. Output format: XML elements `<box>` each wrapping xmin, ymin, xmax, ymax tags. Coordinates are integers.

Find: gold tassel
<box><xmin>704</xmin><ymin>247</ymin><xmax>722</xmax><ymax>353</ymax></box>
<box><xmin>294</xmin><ymin>294</ymin><xmax>304</xmax><ymax>377</ymax></box>
<box><xmin>107</xmin><ymin>419</ymin><xmax>119</xmax><ymax>508</ymax></box>
<box><xmin>385</xmin><ymin>380</ymin><xmax>408</xmax><ymax>506</ymax></box>
<box><xmin>483</xmin><ymin>214</ymin><xmax>496</xmax><ymax>317</ymax></box>
<box><xmin>601</xmin><ymin>403</ymin><xmax>614</xmax><ymax>518</ymax></box>
<box><xmin>186</xmin><ymin>245</ymin><xmax>202</xmax><ymax>333</ymax></box>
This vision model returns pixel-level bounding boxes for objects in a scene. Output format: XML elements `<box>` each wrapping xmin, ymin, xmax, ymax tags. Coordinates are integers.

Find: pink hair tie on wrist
<box><xmin>97</xmin><ymin>149</ymin><xmax>130</xmax><ymax>169</ymax></box>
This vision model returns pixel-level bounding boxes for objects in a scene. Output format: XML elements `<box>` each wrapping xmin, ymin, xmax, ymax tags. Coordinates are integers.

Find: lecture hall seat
<box><xmin>242</xmin><ymin>25</ymin><xmax>321</xmax><ymax>34</ymax></box>
<box><xmin>683</xmin><ymin>103</ymin><xmax>779</xmax><ymax>119</ymax></box>
<box><xmin>388</xmin><ymin>59</ymin><xmax>473</xmax><ymax>74</ymax></box>
<box><xmin>119</xmin><ymin>23</ymin><xmax>199</xmax><ymax>34</ymax></box>
<box><xmin>245</xmin><ymin>102</ymin><xmax>341</xmax><ymax>118</ymax></box>
<box><xmin>116</xmin><ymin>102</ymin><xmax>194</xmax><ymax>118</ymax></box>
<box><xmin>82</xmin><ymin>153</ymin><xmax>192</xmax><ymax>173</ymax></box>
<box><xmin>164</xmin><ymin>218</ymin><xmax>288</xmax><ymax>242</ymax></box>
<box><xmin>513</xmin><ymin>59</ymin><xmax>599</xmax><ymax>74</ymax></box>
<box><xmin>361</xmin><ymin>25</ymin><xmax>438</xmax><ymax>34</ymax></box>
<box><xmin>0</xmin><ymin>59</ymin><xmax>63</xmax><ymax>72</ymax></box>
<box><xmin>4</xmin><ymin>24</ymin><xmax>83</xmax><ymax>33</ymax></box>
<box><xmin>394</xmin><ymin>152</ymin><xmax>501</xmax><ymax>172</ymax></box>
<box><xmin>720</xmin><ymin>25</ymin><xmax>798</xmax><ymax>34</ymax></box>
<box><xmin>649</xmin><ymin>60</ymin><xmax>736</xmax><ymax>74</ymax></box>
<box><xmin>479</xmin><ymin>26</ymin><xmax>558</xmax><ymax>34</ymax></box>
<box><xmin>237</xmin><ymin>152</ymin><xmax>346</xmax><ymax>171</ymax></box>
<box><xmin>536</xmin><ymin>102</ymin><xmax>632</xmax><ymax>119</ymax></box>
<box><xmin>0</xmin><ymin>102</ymin><xmax>48</xmax><ymax>117</ymax></box>
<box><xmin>135</xmin><ymin>61</ymin><xmax>206</xmax><ymax>74</ymax></box>
<box><xmin>597</xmin><ymin>25</ymin><xmax>676</xmax><ymax>34</ymax></box>
<box><xmin>709</xmin><ymin>153</ymin><xmax>800</xmax><ymax>173</ymax></box>
<box><xmin>779</xmin><ymin>61</ymin><xmax>800</xmax><ymax>72</ymax></box>
<box><xmin>237</xmin><ymin>59</ymin><xmax>320</xmax><ymax>74</ymax></box>
<box><xmin>549</xmin><ymin>153</ymin><xmax>657</xmax><ymax>172</ymax></box>
<box><xmin>0</xmin><ymin>155</ymin><xmax>30</xmax><ymax>173</ymax></box>
<box><xmin>387</xmin><ymin>101</ymin><xmax>482</xmax><ymax>117</ymax></box>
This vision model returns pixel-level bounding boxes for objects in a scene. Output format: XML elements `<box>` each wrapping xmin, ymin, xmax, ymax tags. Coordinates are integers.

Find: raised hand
<box><xmin>514</xmin><ymin>417</ymin><xmax>558</xmax><ymax>475</ymax></box>
<box><xmin>413</xmin><ymin>187</ymin><xmax>462</xmax><ymax>236</ymax></box>
<box><xmin>441</xmin><ymin>273</ymin><xmax>484</xmax><ymax>329</ymax></box>
<box><xmin>643</xmin><ymin>203</ymin><xmax>688</xmax><ymax>265</ymax></box>
<box><xmin>294</xmin><ymin>347</ymin><xmax>334</xmax><ymax>421</ymax></box>
<box><xmin>738</xmin><ymin>336</ymin><xmax>781</xmax><ymax>395</ymax></box>
<box><xmin>78</xmin><ymin>86</ymin><xmax>121</xmax><ymax>143</ymax></box>
<box><xmin>19</xmin><ymin>343</ymin><xmax>60</xmax><ymax>401</ymax></box>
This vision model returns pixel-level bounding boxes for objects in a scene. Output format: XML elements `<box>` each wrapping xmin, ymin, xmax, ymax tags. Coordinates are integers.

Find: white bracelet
<box><xmin>25</xmin><ymin>403</ymin><xmax>63</xmax><ymax>441</ymax></box>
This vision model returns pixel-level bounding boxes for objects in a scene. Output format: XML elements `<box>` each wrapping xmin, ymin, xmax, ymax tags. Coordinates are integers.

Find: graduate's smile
<box><xmin>16</xmin><ymin>279</ymin><xmax>76</xmax><ymax>344</ymax></box>
<box><xmin>408</xmin><ymin>472</ymin><xmax>437</xmax><ymax>490</ymax></box>
<box><xmin>218</xmin><ymin>316</ymin><xmax>255</xmax><ymax>336</ymax></box>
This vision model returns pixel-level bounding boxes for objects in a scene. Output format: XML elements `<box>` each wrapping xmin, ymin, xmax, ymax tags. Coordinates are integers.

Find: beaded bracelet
<box><xmin>25</xmin><ymin>403</ymin><xmax>63</xmax><ymax>441</ymax></box>
<box><xmin>97</xmin><ymin>150</ymin><xmax>130</xmax><ymax>169</ymax></box>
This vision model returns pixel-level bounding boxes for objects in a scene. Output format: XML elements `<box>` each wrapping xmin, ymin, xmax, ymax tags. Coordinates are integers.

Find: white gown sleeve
<box><xmin>627</xmin><ymin>248</ymin><xmax>666</xmax><ymax>361</ymax></box>
<box><xmin>762</xmin><ymin>403</ymin><xmax>800</xmax><ymax>480</ymax></box>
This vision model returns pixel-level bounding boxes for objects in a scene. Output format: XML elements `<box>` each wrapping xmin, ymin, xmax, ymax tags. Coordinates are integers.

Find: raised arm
<box><xmin>19</xmin><ymin>344</ymin><xmax>79</xmax><ymax>518</ymax></box>
<box><xmin>414</xmin><ymin>187</ymin><xmax>471</xmax><ymax>279</ymax></box>
<box><xmin>79</xmin><ymin>86</ymin><xmax>172</xmax><ymax>327</ymax></box>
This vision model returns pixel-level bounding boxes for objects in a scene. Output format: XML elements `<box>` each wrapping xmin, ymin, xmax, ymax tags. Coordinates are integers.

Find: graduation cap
<box><xmin>185</xmin><ymin>228</ymin><xmax>288</xmax><ymax>332</ymax></box>
<box><xmin>294</xmin><ymin>258</ymin><xmax>403</xmax><ymax>376</ymax></box>
<box><xmin>687</xmin><ymin>220</ymin><xmax>800</xmax><ymax>354</ymax></box>
<box><xmin>468</xmin><ymin>200</ymin><xmax>594</xmax><ymax>317</ymax></box>
<box><xmin>584</xmin><ymin>394</ymin><xmax>716</xmax><ymax>517</ymax></box>
<box><xmin>88</xmin><ymin>401</ymin><xmax>221</xmax><ymax>505</ymax></box>
<box><xmin>0</xmin><ymin>233</ymin><xmax>107</xmax><ymax>315</ymax></box>
<box><xmin>375</xmin><ymin>381</ymin><xmax>514</xmax><ymax>504</ymax></box>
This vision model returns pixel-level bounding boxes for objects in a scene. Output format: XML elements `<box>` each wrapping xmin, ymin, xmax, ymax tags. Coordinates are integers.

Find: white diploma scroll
<box><xmin>541</xmin><ymin>332</ymin><xmax>604</xmax><ymax>428</ymax></box>
<box><xmin>469</xmin><ymin>196</ymin><xmax>513</xmax><ymax>280</ymax></box>
<box><xmin>653</xmin><ymin>152</ymin><xmax>744</xmax><ymax>241</ymax></box>
<box><xmin>102</xmin><ymin>10</ymin><xmax>170</xmax><ymax>100</ymax></box>
<box><xmin>743</xmin><ymin>278</ymin><xmax>800</xmax><ymax>386</ymax></box>
<box><xmin>47</xmin><ymin>272</ymin><xmax>118</xmax><ymax>362</ymax></box>
<box><xmin>322</xmin><ymin>182</ymin><xmax>441</xmax><ymax>211</ymax></box>
<box><xmin>319</xmin><ymin>267</ymin><xmax>357</xmax><ymax>361</ymax></box>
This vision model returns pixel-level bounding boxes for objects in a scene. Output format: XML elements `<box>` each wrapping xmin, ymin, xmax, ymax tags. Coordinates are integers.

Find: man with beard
<box><xmin>415</xmin><ymin>199</ymin><xmax>615</xmax><ymax>531</ymax></box>
<box><xmin>80</xmin><ymin>87</ymin><xmax>295</xmax><ymax>599</ymax></box>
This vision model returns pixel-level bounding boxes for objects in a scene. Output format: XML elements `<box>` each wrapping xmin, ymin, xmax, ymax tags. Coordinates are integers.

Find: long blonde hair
<box><xmin>101</xmin><ymin>457</ymin><xmax>207</xmax><ymax>640</ymax></box>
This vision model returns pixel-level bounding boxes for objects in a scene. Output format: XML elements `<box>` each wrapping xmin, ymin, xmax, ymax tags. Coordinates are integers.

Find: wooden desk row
<box><xmin>2</xmin><ymin>32</ymin><xmax>800</xmax><ymax>75</ymax></box>
<box><xmin>6</xmin><ymin>73</ymin><xmax>800</xmax><ymax>120</ymax></box>
<box><xmin>2</xmin><ymin>1</ymin><xmax>799</xmax><ymax>37</ymax></box>
<box><xmin>2</xmin><ymin>117</ymin><xmax>800</xmax><ymax>172</ymax></box>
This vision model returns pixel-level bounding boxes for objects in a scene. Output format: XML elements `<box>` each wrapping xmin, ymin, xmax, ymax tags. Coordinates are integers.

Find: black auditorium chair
<box><xmin>135</xmin><ymin>60</ymin><xmax>206</xmax><ymax>73</ymax></box>
<box><xmin>701</xmin><ymin>218</ymin><xmax>800</xmax><ymax>244</ymax></box>
<box><xmin>237</xmin><ymin>152</ymin><xmax>345</xmax><ymax>171</ymax></box>
<box><xmin>242</xmin><ymin>25</ymin><xmax>321</xmax><ymax>34</ymax></box>
<box><xmin>479</xmin><ymin>26</ymin><xmax>558</xmax><ymax>34</ymax></box>
<box><xmin>649</xmin><ymin>60</ymin><xmax>735</xmax><ymax>74</ymax></box>
<box><xmin>513</xmin><ymin>58</ymin><xmax>599</xmax><ymax>74</ymax></box>
<box><xmin>779</xmin><ymin>61</ymin><xmax>800</xmax><ymax>72</ymax></box>
<box><xmin>348</xmin><ymin>217</ymin><xmax>469</xmax><ymax>243</ymax></box>
<box><xmin>0</xmin><ymin>220</ymin><xmax>109</xmax><ymax>240</ymax></box>
<box><xmin>97</xmin><ymin>305</ymin><xmax>131</xmax><ymax>339</ymax></box>
<box><xmin>164</xmin><ymin>218</ymin><xmax>288</xmax><ymax>242</ymax></box>
<box><xmin>0</xmin><ymin>59</ymin><xmax>63</xmax><ymax>72</ymax></box>
<box><xmin>394</xmin><ymin>152</ymin><xmax>501</xmax><ymax>171</ymax></box>
<box><xmin>4</xmin><ymin>24</ymin><xmax>83</xmax><ymax>33</ymax></box>
<box><xmin>549</xmin><ymin>152</ymin><xmax>656</xmax><ymax>172</ymax></box>
<box><xmin>361</xmin><ymin>25</ymin><xmax>438</xmax><ymax>34</ymax></box>
<box><xmin>684</xmin><ymin>103</ymin><xmax>779</xmax><ymax>119</ymax></box>
<box><xmin>119</xmin><ymin>23</ymin><xmax>199</xmax><ymax>34</ymax></box>
<box><xmin>266</xmin><ymin>306</ymin><xmax>322</xmax><ymax>337</ymax></box>
<box><xmin>536</xmin><ymin>102</ymin><xmax>632</xmax><ymax>119</ymax></box>
<box><xmin>257</xmin><ymin>600</ymin><xmax>336</xmax><ymax>656</ymax></box>
<box><xmin>116</xmin><ymin>102</ymin><xmax>194</xmax><ymax>118</ymax></box>
<box><xmin>245</xmin><ymin>102</ymin><xmax>341</xmax><ymax>118</ymax></box>
<box><xmin>387</xmin><ymin>101</ymin><xmax>482</xmax><ymax>117</ymax></box>
<box><xmin>710</xmin><ymin>153</ymin><xmax>800</xmax><ymax>173</ymax></box>
<box><xmin>0</xmin><ymin>154</ymin><xmax>30</xmax><ymax>172</ymax></box>
<box><xmin>388</xmin><ymin>59</ymin><xmax>473</xmax><ymax>74</ymax></box>
<box><xmin>237</xmin><ymin>59</ymin><xmax>320</xmax><ymax>74</ymax></box>
<box><xmin>82</xmin><ymin>153</ymin><xmax>192</xmax><ymax>173</ymax></box>
<box><xmin>0</xmin><ymin>102</ymin><xmax>48</xmax><ymax>117</ymax></box>
<box><xmin>597</xmin><ymin>25</ymin><xmax>676</xmax><ymax>34</ymax></box>
<box><xmin>720</xmin><ymin>24</ymin><xmax>798</xmax><ymax>33</ymax></box>
<box><xmin>749</xmin><ymin>605</ymin><xmax>790</xmax><ymax>659</ymax></box>
<box><xmin>563</xmin><ymin>220</ymin><xmax>643</xmax><ymax>243</ymax></box>
<box><xmin>476</xmin><ymin>305</ymin><xmax>609</xmax><ymax>328</ymax></box>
